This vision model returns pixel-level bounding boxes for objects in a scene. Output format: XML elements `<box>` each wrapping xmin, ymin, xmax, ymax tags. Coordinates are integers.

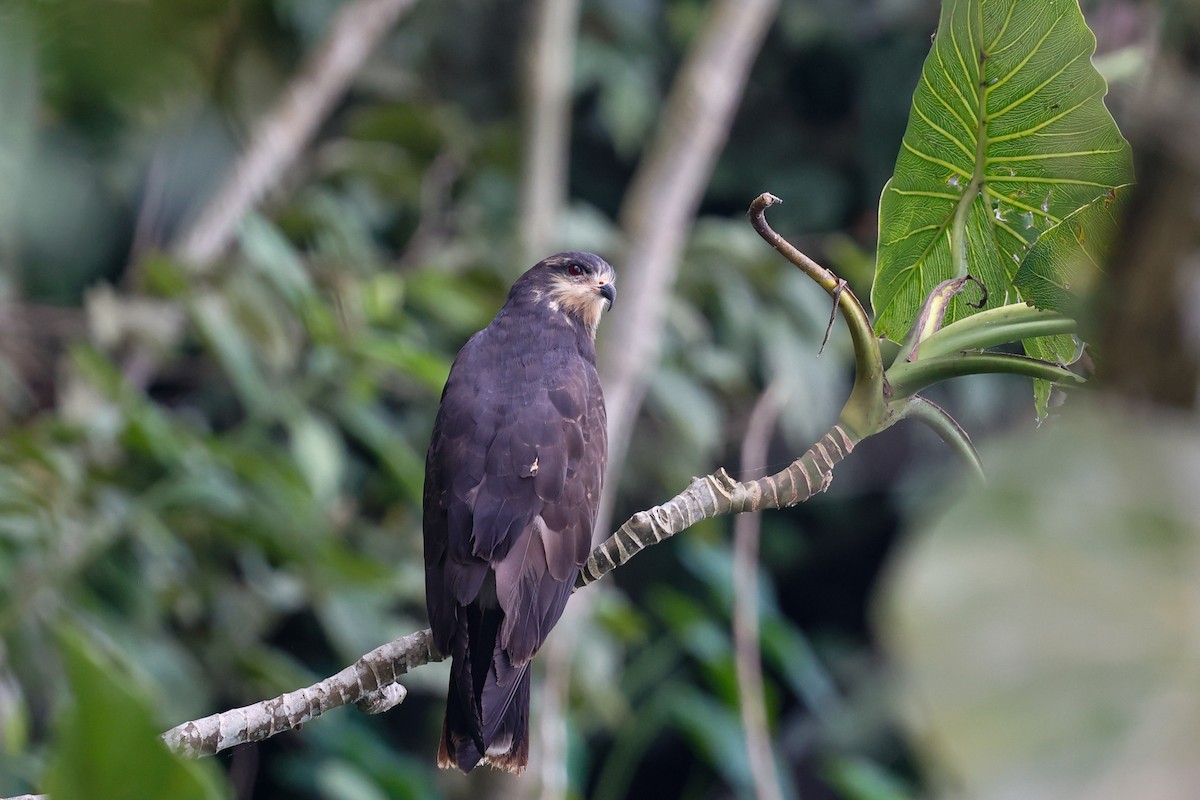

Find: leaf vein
<box><xmin>984</xmin><ymin>186</ymin><xmax>1061</xmax><ymax>224</ymax></box>
<box><xmin>988</xmin><ymin>148</ymin><xmax>1124</xmax><ymax>163</ymax></box>
<box><xmin>989</xmin><ymin>92</ymin><xmax>1104</xmax><ymax>142</ymax></box>
<box><xmin>990</xmin><ymin>48</ymin><xmax>1088</xmax><ymax>121</ymax></box>
<box><xmin>902</xmin><ymin>140</ymin><xmax>973</xmax><ymax>177</ymax></box>
<box><xmin>912</xmin><ymin>99</ymin><xmax>975</xmax><ymax>159</ymax></box>
<box><xmin>922</xmin><ymin>70</ymin><xmax>974</xmax><ymax>136</ymax></box>
<box><xmin>984</xmin><ymin>9</ymin><xmax>1070</xmax><ymax>96</ymax></box>
<box><xmin>986</xmin><ymin>0</ymin><xmax>1019</xmax><ymax>50</ymax></box>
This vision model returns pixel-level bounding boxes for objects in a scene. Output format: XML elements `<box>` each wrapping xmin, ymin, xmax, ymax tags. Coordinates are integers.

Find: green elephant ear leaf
<box><xmin>1017</xmin><ymin>182</ymin><xmax>1131</xmax><ymax>417</ymax></box>
<box><xmin>872</xmin><ymin>0</ymin><xmax>1134</xmax><ymax>342</ymax></box>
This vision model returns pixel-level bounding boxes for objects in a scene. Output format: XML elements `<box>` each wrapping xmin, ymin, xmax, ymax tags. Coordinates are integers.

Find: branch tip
<box><xmin>966</xmin><ymin>274</ymin><xmax>988</xmax><ymax>308</ymax></box>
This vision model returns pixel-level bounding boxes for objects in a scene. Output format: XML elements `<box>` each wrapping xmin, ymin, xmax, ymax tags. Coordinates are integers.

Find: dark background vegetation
<box><xmin>0</xmin><ymin>1</ymin><xmax>1169</xmax><ymax>799</ymax></box>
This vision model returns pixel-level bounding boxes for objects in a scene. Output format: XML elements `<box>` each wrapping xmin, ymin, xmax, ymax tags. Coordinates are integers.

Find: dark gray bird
<box><xmin>423</xmin><ymin>252</ymin><xmax>616</xmax><ymax>773</ymax></box>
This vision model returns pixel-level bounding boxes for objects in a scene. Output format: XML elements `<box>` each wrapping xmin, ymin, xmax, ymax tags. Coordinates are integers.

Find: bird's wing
<box><xmin>486</xmin><ymin>360</ymin><xmax>606</xmax><ymax>665</ymax></box>
<box><xmin>423</xmin><ymin>336</ymin><xmax>493</xmax><ymax>656</ymax></box>
<box><xmin>428</xmin><ymin>333</ymin><xmax>605</xmax><ymax>664</ymax></box>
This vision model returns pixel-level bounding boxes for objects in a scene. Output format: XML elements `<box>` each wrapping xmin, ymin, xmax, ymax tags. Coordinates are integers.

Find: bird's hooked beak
<box><xmin>598</xmin><ymin>281</ymin><xmax>616</xmax><ymax>310</ymax></box>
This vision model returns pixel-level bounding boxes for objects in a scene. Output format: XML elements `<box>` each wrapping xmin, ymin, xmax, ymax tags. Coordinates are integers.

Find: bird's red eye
<box><xmin>567</xmin><ymin>263</ymin><xmax>584</xmax><ymax>277</ymax></box>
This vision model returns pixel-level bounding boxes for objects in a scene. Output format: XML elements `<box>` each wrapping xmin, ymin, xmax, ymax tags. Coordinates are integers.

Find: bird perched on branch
<box><xmin>423</xmin><ymin>252</ymin><xmax>616</xmax><ymax>773</ymax></box>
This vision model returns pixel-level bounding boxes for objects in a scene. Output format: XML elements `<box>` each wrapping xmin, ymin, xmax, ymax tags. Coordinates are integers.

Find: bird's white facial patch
<box><xmin>547</xmin><ymin>272</ymin><xmax>611</xmax><ymax>337</ymax></box>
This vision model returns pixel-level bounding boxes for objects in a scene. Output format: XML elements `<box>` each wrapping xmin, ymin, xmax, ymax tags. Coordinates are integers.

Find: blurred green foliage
<box><xmin>44</xmin><ymin>627</ymin><xmax>226</xmax><ymax>800</ymax></box>
<box><xmin>0</xmin><ymin>0</ymin><xmax>1149</xmax><ymax>798</ymax></box>
<box><xmin>882</xmin><ymin>407</ymin><xmax>1200</xmax><ymax>800</ymax></box>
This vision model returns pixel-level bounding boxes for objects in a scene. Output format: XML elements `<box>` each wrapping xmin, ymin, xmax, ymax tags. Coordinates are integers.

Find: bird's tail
<box><xmin>437</xmin><ymin>606</ymin><xmax>531</xmax><ymax>774</ymax></box>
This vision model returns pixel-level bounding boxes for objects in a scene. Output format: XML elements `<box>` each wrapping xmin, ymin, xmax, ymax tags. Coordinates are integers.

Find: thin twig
<box><xmin>733</xmin><ymin>381</ymin><xmax>787</xmax><ymax>800</ymax></box>
<box><xmin>748</xmin><ymin>193</ymin><xmax>887</xmax><ymax>439</ymax></box>
<box><xmin>173</xmin><ymin>0</ymin><xmax>418</xmax><ymax>270</ymax></box>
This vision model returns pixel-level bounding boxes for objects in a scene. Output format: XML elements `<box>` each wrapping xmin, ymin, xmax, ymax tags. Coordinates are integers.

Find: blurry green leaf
<box><xmin>361</xmin><ymin>273</ymin><xmax>405</xmax><ymax>324</ymax></box>
<box><xmin>599</xmin><ymin>60</ymin><xmax>658</xmax><ymax>156</ymax></box>
<box><xmin>680</xmin><ymin>539</ymin><xmax>840</xmax><ymax>718</ymax></box>
<box><xmin>592</xmin><ymin>687</ymin><xmax>675</xmax><ymax>800</ymax></box>
<box><xmin>1016</xmin><ymin>185</ymin><xmax>1125</xmax><ymax>415</ymax></box>
<box><xmin>348</xmin><ymin>103</ymin><xmax>447</xmax><ymax>159</ymax></box>
<box><xmin>44</xmin><ymin>627</ymin><xmax>227</xmax><ymax>800</ymax></box>
<box><xmin>881</xmin><ymin>407</ymin><xmax>1200</xmax><ymax>800</ymax></box>
<box><xmin>646</xmin><ymin>583</ymin><xmax>741</xmax><ymax>709</ymax></box>
<box><xmin>647</xmin><ymin>367</ymin><xmax>723</xmax><ymax>454</ymax></box>
<box><xmin>668</xmin><ymin>688</ymin><xmax>754</xmax><ymax>793</ymax></box>
<box><xmin>760</xmin><ymin>616</ymin><xmax>839</xmax><ymax>721</ymax></box>
<box><xmin>238</xmin><ymin>214</ymin><xmax>316</xmax><ymax>307</ymax></box>
<box><xmin>592</xmin><ymin>585</ymin><xmax>649</xmax><ymax>644</ymax></box>
<box><xmin>0</xmin><ymin>11</ymin><xmax>37</xmax><ymax>289</ymax></box>
<box><xmin>316</xmin><ymin>588</ymin><xmax>409</xmax><ymax>662</ymax></box>
<box><xmin>560</xmin><ymin>202</ymin><xmax>621</xmax><ymax>255</ymax></box>
<box><xmin>0</xmin><ymin>666</ymin><xmax>29</xmax><ymax>755</ymax></box>
<box><xmin>823</xmin><ymin>756</ymin><xmax>915</xmax><ymax>800</ymax></box>
<box><xmin>31</xmin><ymin>0</ymin><xmax>205</xmax><ymax>130</ymax></box>
<box><xmin>315</xmin><ymin>760</ymin><xmax>389</xmax><ymax>800</ymax></box>
<box><xmin>335</xmin><ymin>401</ymin><xmax>425</xmax><ymax>503</ymax></box>
<box><xmin>873</xmin><ymin>0</ymin><xmax>1133</xmax><ymax>340</ymax></box>
<box><xmin>356</xmin><ymin>334</ymin><xmax>449</xmax><ymax>392</ymax></box>
<box><xmin>1012</xmin><ymin>185</ymin><xmax>1130</xmax><ymax>313</ymax></box>
<box><xmin>288</xmin><ymin>411</ymin><xmax>345</xmax><ymax>503</ymax></box>
<box><xmin>405</xmin><ymin>271</ymin><xmax>500</xmax><ymax>336</ymax></box>
<box><xmin>190</xmin><ymin>291</ymin><xmax>274</xmax><ymax>417</ymax></box>
<box><xmin>280</xmin><ymin>717</ymin><xmax>442</xmax><ymax>800</ymax></box>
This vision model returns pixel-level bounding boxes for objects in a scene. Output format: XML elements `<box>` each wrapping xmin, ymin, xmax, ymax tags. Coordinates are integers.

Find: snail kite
<box><xmin>423</xmin><ymin>252</ymin><xmax>616</xmax><ymax>773</ymax></box>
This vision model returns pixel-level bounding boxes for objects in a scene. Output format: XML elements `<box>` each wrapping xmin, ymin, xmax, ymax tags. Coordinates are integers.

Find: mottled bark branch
<box><xmin>161</xmin><ymin>629</ymin><xmax>439</xmax><ymax>757</ymax></box>
<box><xmin>144</xmin><ymin>422</ymin><xmax>854</xmax><ymax>762</ymax></box>
<box><xmin>578</xmin><ymin>423</ymin><xmax>856</xmax><ymax>587</ymax></box>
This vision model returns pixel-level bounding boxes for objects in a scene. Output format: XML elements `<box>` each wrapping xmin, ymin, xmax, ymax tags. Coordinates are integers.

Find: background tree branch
<box><xmin>517</xmin><ymin>0</ymin><xmax>580</xmax><ymax>265</ymax></box>
<box><xmin>596</xmin><ymin>0</ymin><xmax>779</xmax><ymax>537</ymax></box>
<box><xmin>733</xmin><ymin>381</ymin><xmax>788</xmax><ymax>800</ymax></box>
<box><xmin>172</xmin><ymin>0</ymin><xmax>418</xmax><ymax>271</ymax></box>
<box><xmin>514</xmin><ymin>1</ymin><xmax>582</xmax><ymax>796</ymax></box>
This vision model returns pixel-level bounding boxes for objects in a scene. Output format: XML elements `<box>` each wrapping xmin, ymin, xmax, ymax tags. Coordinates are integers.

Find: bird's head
<box><xmin>520</xmin><ymin>252</ymin><xmax>616</xmax><ymax>337</ymax></box>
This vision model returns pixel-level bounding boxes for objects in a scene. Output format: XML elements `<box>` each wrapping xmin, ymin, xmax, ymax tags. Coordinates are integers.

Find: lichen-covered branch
<box><xmin>161</xmin><ymin>629</ymin><xmax>439</xmax><ymax>757</ymax></box>
<box><xmin>151</xmin><ymin>422</ymin><xmax>855</xmax><ymax>760</ymax></box>
<box><xmin>578</xmin><ymin>423</ymin><xmax>856</xmax><ymax>588</ymax></box>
